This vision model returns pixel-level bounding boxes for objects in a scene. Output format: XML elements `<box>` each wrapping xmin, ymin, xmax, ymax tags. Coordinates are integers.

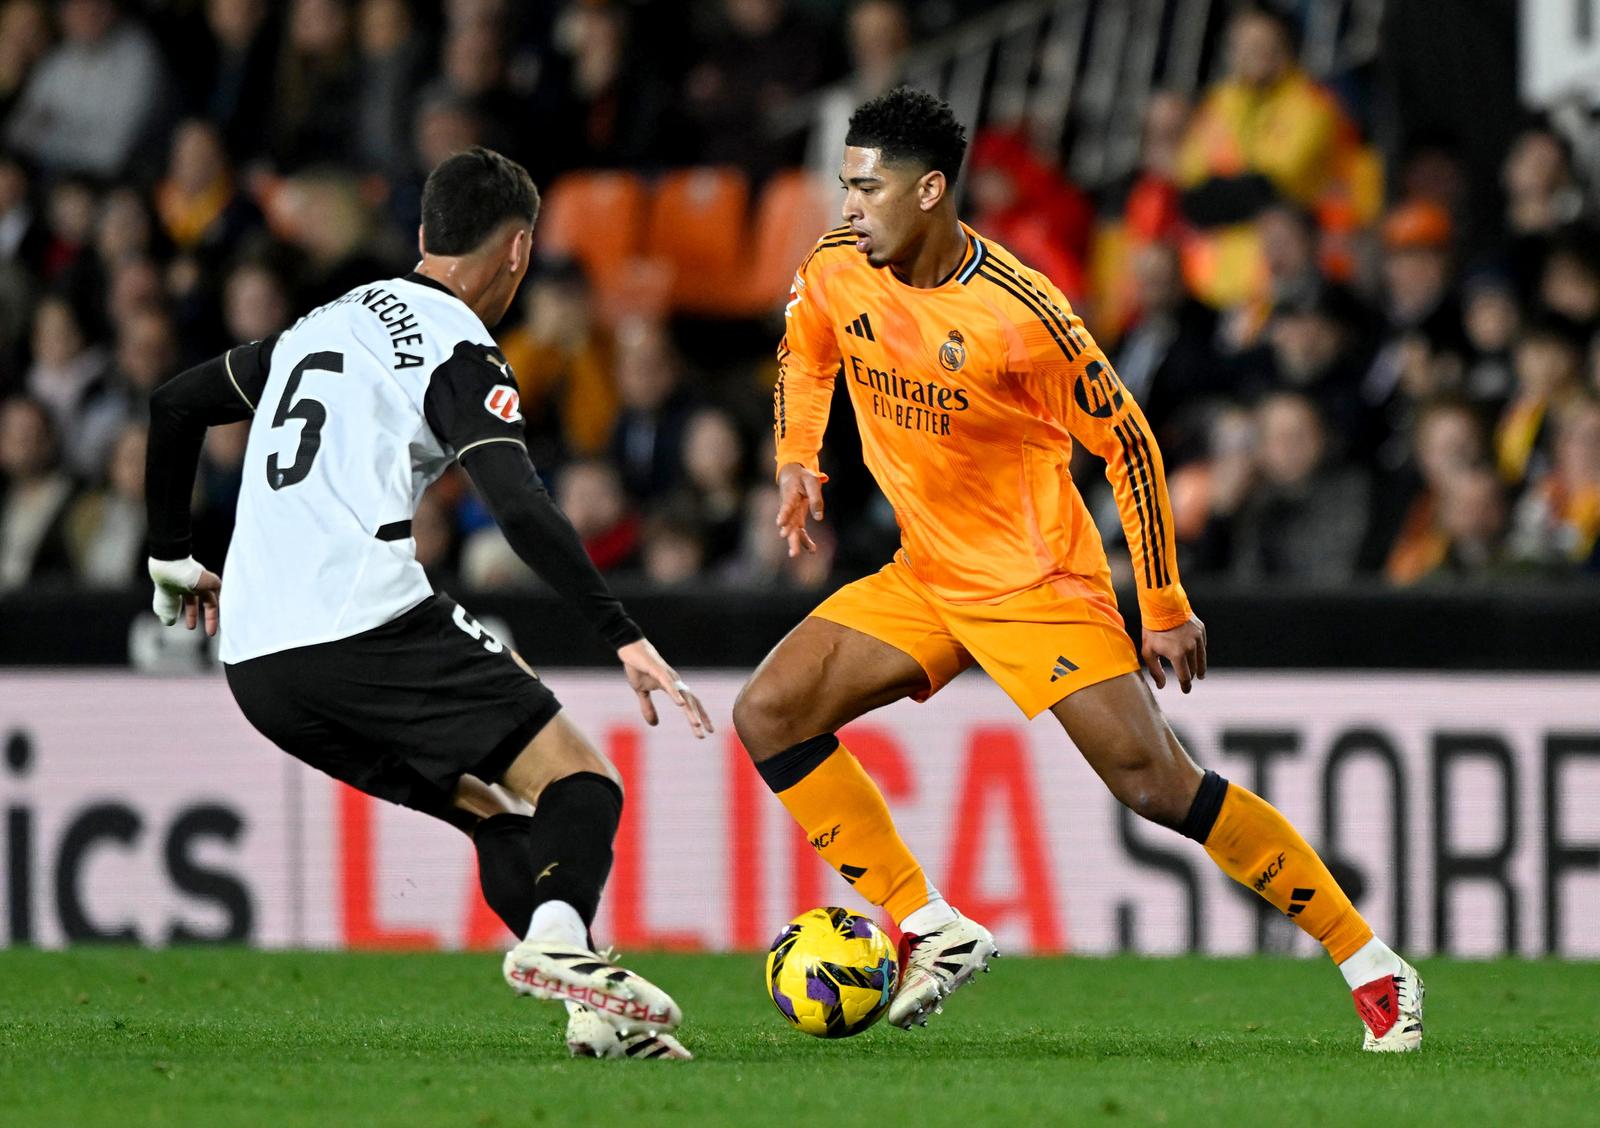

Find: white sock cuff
<box><xmin>1337</xmin><ymin>936</ymin><xmax>1404</xmax><ymax>989</ymax></box>
<box><xmin>899</xmin><ymin>893</ymin><xmax>958</xmax><ymax>935</ymax></box>
<box><xmin>525</xmin><ymin>900</ymin><xmax>587</xmax><ymax>948</ymax></box>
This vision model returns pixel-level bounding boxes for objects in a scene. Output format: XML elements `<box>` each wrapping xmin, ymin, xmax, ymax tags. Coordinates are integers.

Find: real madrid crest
<box><xmin>939</xmin><ymin>329</ymin><xmax>966</xmax><ymax>372</ymax></box>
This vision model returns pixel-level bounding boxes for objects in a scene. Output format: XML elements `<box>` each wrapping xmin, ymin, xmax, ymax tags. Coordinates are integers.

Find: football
<box><xmin>765</xmin><ymin>907</ymin><xmax>899</xmax><ymax>1038</ymax></box>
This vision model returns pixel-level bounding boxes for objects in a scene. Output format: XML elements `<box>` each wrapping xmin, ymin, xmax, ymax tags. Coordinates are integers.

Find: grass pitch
<box><xmin>1</xmin><ymin>950</ymin><xmax>1595</xmax><ymax>1127</ymax></box>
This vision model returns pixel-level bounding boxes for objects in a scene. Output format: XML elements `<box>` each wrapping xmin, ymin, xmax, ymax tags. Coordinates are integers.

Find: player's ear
<box><xmin>918</xmin><ymin>169</ymin><xmax>947</xmax><ymax>212</ymax></box>
<box><xmin>416</xmin><ymin>224</ymin><xmax>426</xmax><ymax>258</ymax></box>
<box><xmin>509</xmin><ymin>227</ymin><xmax>531</xmax><ymax>275</ymax></box>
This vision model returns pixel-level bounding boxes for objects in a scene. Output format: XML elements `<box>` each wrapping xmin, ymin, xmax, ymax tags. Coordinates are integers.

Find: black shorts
<box><xmin>225</xmin><ymin>593</ymin><xmax>561</xmax><ymax>816</ymax></box>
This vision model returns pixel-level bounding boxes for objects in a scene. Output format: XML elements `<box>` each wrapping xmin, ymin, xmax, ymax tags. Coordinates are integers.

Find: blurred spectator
<box><xmin>555</xmin><ymin>458</ymin><xmax>639</xmax><ymax>571</ymax></box>
<box><xmin>191</xmin><ymin>418</ymin><xmax>247</xmax><ymax>564</ymax></box>
<box><xmin>1090</xmin><ymin>90</ymin><xmax>1189</xmax><ymax>341</ymax></box>
<box><xmin>222</xmin><ymin>257</ymin><xmax>293</xmax><ymax>343</ymax></box>
<box><xmin>1369</xmin><ymin>398</ymin><xmax>1489</xmax><ymax>582</ymax></box>
<box><xmin>95</xmin><ymin>185</ymin><xmax>157</xmax><ymax>269</ymax></box>
<box><xmin>354</xmin><ymin>0</ymin><xmax>426</xmax><ymax>178</ymax></box>
<box><xmin>1218</xmin><ymin>202</ymin><xmax>1324</xmax><ymax>352</ymax></box>
<box><xmin>1361</xmin><ymin>200</ymin><xmax>1465</xmax><ymax>461</ymax></box>
<box><xmin>25</xmin><ymin>293</ymin><xmax>108</xmax><ymax>446</ymax></box>
<box><xmin>191</xmin><ymin>0</ymin><xmax>278</xmax><ymax>162</ymax></box>
<box><xmin>1537</xmin><ymin>228</ymin><xmax>1600</xmax><ymax>327</ymax></box>
<box><xmin>719</xmin><ymin>482</ymin><xmax>834</xmax><ymax>588</ymax></box>
<box><xmin>0</xmin><ymin>394</ymin><xmax>75</xmax><ymax>590</ymax></box>
<box><xmin>1244</xmin><ymin>283</ymin><xmax>1370</xmax><ymax>451</ymax></box>
<box><xmin>675</xmin><ymin>406</ymin><xmax>746</xmax><ymax>566</ymax></box>
<box><xmin>808</xmin><ymin>0</ymin><xmax>909</xmax><ymax>179</ymax></box>
<box><xmin>72</xmin><ymin>303</ymin><xmax>174</xmax><ymax>479</ymax></box>
<box><xmin>269</xmin><ymin>170</ymin><xmax>390</xmax><ymax>307</ymax></box>
<box><xmin>0</xmin><ymin>147</ymin><xmax>39</xmax><ymax>268</ymax></box>
<box><xmin>524</xmin><ymin>1</ymin><xmax>669</xmax><ymax>182</ymax></box>
<box><xmin>1167</xmin><ymin>404</ymin><xmax>1256</xmax><ymax>551</ymax></box>
<box><xmin>0</xmin><ymin>0</ymin><xmax>51</xmax><ymax>128</ymax></box>
<box><xmin>608</xmin><ymin>317</ymin><xmax>698</xmax><ymax>501</ymax></box>
<box><xmin>1112</xmin><ymin>240</ymin><xmax>1221</xmax><ymax>454</ymax></box>
<box><xmin>65</xmin><ymin>418</ymin><xmax>142</xmax><ymax>585</ymax></box>
<box><xmin>1500</xmin><ymin>122</ymin><xmax>1584</xmax><ymax>299</ymax></box>
<box><xmin>1178</xmin><ymin>6</ymin><xmax>1351</xmax><ymax>214</ymax></box>
<box><xmin>1418</xmin><ymin>465</ymin><xmax>1511</xmax><ymax>585</ymax></box>
<box><xmin>1376</xmin><ymin>200</ymin><xmax>1461</xmax><ymax>348</ymax></box>
<box><xmin>104</xmin><ymin>256</ymin><xmax>164</xmax><ymax>338</ymax></box>
<box><xmin>1195</xmin><ymin>391</ymin><xmax>1370</xmax><ymax>582</ymax></box>
<box><xmin>684</xmin><ymin>0</ymin><xmax>834</xmax><ymax>176</ymax></box>
<box><xmin>497</xmin><ymin>257</ymin><xmax>616</xmax><ymax>469</ymax></box>
<box><xmin>1496</xmin><ymin>314</ymin><xmax>1586</xmax><ymax>488</ymax></box>
<box><xmin>5</xmin><ymin>0</ymin><xmax>169</xmax><ymax>178</ymax></box>
<box><xmin>639</xmin><ymin>502</ymin><xmax>707</xmax><ymax>587</ymax></box>
<box><xmin>967</xmin><ymin>127</ymin><xmax>1091</xmax><ymax>300</ymax></box>
<box><xmin>0</xmin><ymin>147</ymin><xmax>40</xmax><ymax>375</ymax></box>
<box><xmin>155</xmin><ymin>119</ymin><xmax>260</xmax><ymax>266</ymax></box>
<box><xmin>1509</xmin><ymin>395</ymin><xmax>1600</xmax><ymax>568</ymax></box>
<box><xmin>39</xmin><ymin>176</ymin><xmax>95</xmax><ymax>283</ymax></box>
<box><xmin>1459</xmin><ymin>268</ymin><xmax>1520</xmax><ymax>411</ymax></box>
<box><xmin>421</xmin><ymin>15</ymin><xmax>526</xmax><ymax>161</ymax></box>
<box><xmin>271</xmin><ymin>0</ymin><xmax>359</xmax><ymax>169</ymax></box>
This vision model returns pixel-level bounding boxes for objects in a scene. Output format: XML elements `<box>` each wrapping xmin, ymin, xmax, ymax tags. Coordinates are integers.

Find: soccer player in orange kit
<box><xmin>732</xmin><ymin>88</ymin><xmax>1424</xmax><ymax>1052</ymax></box>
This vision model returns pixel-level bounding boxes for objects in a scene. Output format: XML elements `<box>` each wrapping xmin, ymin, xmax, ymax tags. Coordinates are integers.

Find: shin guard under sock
<box><xmin>758</xmin><ymin>734</ymin><xmax>935</xmax><ymax>924</ymax></box>
<box><xmin>1181</xmin><ymin>769</ymin><xmax>1374</xmax><ymax>963</ymax></box>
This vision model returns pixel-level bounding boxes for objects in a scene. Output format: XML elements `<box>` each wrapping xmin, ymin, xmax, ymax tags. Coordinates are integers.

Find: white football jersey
<box><xmin>219</xmin><ymin>274</ymin><xmax>526</xmax><ymax>663</ymax></box>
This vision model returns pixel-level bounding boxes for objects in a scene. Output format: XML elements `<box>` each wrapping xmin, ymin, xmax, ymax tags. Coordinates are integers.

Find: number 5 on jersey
<box><xmin>267</xmin><ymin>351</ymin><xmax>342</xmax><ymax>490</ymax></box>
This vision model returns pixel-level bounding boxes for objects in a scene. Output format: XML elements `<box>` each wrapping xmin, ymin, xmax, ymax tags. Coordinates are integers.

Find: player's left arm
<box><xmin>1016</xmin><ymin>284</ymin><xmax>1206</xmax><ymax>692</ymax></box>
<box><xmin>425</xmin><ymin>343</ymin><xmax>713</xmax><ymax>738</ymax></box>
<box><xmin>144</xmin><ymin>335</ymin><xmax>278</xmax><ymax>635</ymax></box>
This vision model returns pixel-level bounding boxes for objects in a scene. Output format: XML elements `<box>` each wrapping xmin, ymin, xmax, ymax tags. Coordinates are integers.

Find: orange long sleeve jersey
<box><xmin>774</xmin><ymin>223</ymin><xmax>1193</xmax><ymax>631</ymax></box>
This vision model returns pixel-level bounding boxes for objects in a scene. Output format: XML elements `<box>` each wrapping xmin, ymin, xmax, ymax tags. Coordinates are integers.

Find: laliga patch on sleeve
<box><xmin>484</xmin><ymin>384</ymin><xmax>522</xmax><ymax>423</ymax></box>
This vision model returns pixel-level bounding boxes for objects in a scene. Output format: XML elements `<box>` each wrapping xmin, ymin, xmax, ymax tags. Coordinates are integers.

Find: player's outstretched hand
<box><xmin>617</xmin><ymin>638</ymin><xmax>714</xmax><ymax>739</ymax></box>
<box><xmin>776</xmin><ymin>461</ymin><xmax>824</xmax><ymax>558</ymax></box>
<box><xmin>147</xmin><ymin>556</ymin><xmax>222</xmax><ymax>637</ymax></box>
<box><xmin>1142</xmin><ymin>615</ymin><xmax>1207</xmax><ymax>693</ymax></box>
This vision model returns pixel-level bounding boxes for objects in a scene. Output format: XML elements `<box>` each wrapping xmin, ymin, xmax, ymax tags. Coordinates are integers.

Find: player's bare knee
<box><xmin>733</xmin><ymin>675</ymin><xmax>802</xmax><ymax>762</ymax></box>
<box><xmin>1108</xmin><ymin>760</ymin><xmax>1195</xmax><ymax>828</ymax></box>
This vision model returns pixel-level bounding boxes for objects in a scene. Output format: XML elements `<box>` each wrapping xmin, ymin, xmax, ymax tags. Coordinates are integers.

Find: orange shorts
<box><xmin>809</xmin><ymin>556</ymin><xmax>1141</xmax><ymax>718</ymax></box>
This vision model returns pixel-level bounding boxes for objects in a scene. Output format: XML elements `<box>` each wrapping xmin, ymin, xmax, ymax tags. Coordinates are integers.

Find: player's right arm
<box><xmin>773</xmin><ymin>241</ymin><xmax>845</xmax><ymax>556</ymax></box>
<box><xmin>144</xmin><ymin>336</ymin><xmax>278</xmax><ymax>635</ymax></box>
<box><xmin>424</xmin><ymin>344</ymin><xmax>712</xmax><ymax>738</ymax></box>
<box><xmin>1006</xmin><ymin>274</ymin><xmax>1207</xmax><ymax>692</ymax></box>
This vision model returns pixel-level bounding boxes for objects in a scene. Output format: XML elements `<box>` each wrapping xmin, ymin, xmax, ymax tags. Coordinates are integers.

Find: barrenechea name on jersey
<box><xmin>300</xmin><ymin>284</ymin><xmax>432</xmax><ymax>370</ymax></box>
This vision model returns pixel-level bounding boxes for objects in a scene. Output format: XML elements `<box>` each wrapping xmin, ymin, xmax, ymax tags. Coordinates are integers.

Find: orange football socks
<box><xmin>756</xmin><ymin>735</ymin><xmax>935</xmax><ymax>925</ymax></box>
<box><xmin>1182</xmin><ymin>770</ymin><xmax>1373</xmax><ymax>963</ymax></box>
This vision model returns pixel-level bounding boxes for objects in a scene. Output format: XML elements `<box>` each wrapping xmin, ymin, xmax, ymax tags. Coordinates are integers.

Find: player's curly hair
<box><xmin>845</xmin><ymin>87</ymin><xmax>969</xmax><ymax>184</ymax></box>
<box><xmin>421</xmin><ymin>146</ymin><xmax>540</xmax><ymax>256</ymax></box>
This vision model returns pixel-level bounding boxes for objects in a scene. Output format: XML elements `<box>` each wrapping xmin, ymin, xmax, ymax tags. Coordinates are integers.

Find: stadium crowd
<box><xmin>0</xmin><ymin>0</ymin><xmax>1596</xmax><ymax>601</ymax></box>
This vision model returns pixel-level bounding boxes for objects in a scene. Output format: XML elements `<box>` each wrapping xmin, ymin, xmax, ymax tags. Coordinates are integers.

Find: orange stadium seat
<box><xmin>643</xmin><ymin>167</ymin><xmax>750</xmax><ymax>315</ymax></box>
<box><xmin>732</xmin><ymin>170</ymin><xmax>838</xmax><ymax>317</ymax></box>
<box><xmin>536</xmin><ymin>171</ymin><xmax>649</xmax><ymax>312</ymax></box>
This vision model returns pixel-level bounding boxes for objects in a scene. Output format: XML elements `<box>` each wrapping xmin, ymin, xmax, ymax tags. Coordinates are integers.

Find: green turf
<box><xmin>1</xmin><ymin>950</ymin><xmax>1594</xmax><ymax>1128</ymax></box>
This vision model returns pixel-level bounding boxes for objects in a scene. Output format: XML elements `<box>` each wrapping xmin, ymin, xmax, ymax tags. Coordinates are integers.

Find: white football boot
<box><xmin>504</xmin><ymin>940</ymin><xmax>682</xmax><ymax>1037</ymax></box>
<box><xmin>564</xmin><ymin>1002</ymin><xmax>692</xmax><ymax>1060</ymax></box>
<box><xmin>887</xmin><ymin>912</ymin><xmax>999</xmax><ymax>1029</ymax></box>
<box><xmin>1352</xmin><ymin>959</ymin><xmax>1425</xmax><ymax>1052</ymax></box>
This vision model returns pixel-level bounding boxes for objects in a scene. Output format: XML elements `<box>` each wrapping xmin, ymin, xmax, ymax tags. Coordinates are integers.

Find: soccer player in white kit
<box><xmin>144</xmin><ymin>148</ymin><xmax>710</xmax><ymax>1061</ymax></box>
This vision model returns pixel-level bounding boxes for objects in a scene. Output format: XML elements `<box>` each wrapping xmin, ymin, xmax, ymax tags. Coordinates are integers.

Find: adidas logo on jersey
<box><xmin>844</xmin><ymin>312</ymin><xmax>876</xmax><ymax>341</ymax></box>
<box><xmin>1048</xmin><ymin>655</ymin><xmax>1078</xmax><ymax>682</ymax></box>
<box><xmin>484</xmin><ymin>384</ymin><xmax>522</xmax><ymax>423</ymax></box>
